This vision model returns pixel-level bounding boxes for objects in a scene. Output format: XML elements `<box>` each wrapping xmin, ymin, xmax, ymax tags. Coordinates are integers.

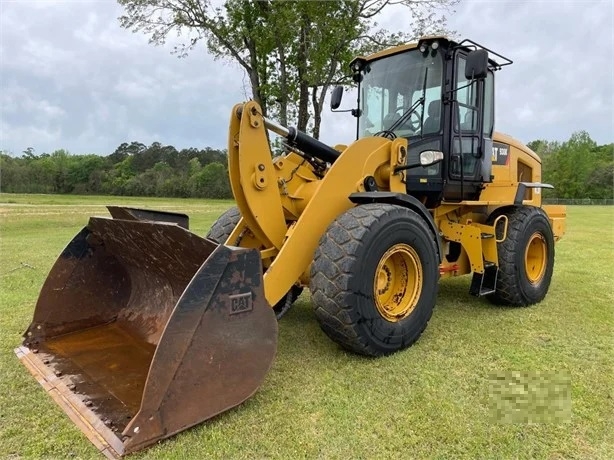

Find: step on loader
<box><xmin>16</xmin><ymin>36</ymin><xmax>566</xmax><ymax>458</ymax></box>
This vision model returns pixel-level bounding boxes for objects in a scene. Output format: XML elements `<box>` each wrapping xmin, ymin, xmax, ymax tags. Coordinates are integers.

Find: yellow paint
<box><xmin>263</xmin><ymin>135</ymin><xmax>407</xmax><ymax>306</ymax></box>
<box><xmin>224</xmin><ymin>93</ymin><xmax>566</xmax><ymax>307</ymax></box>
<box><xmin>525</xmin><ymin>232</ymin><xmax>548</xmax><ymax>283</ymax></box>
<box><xmin>543</xmin><ymin>205</ymin><xmax>566</xmax><ymax>241</ymax></box>
<box><xmin>228</xmin><ymin>102</ymin><xmax>287</xmax><ymax>250</ymax></box>
<box><xmin>374</xmin><ymin>243</ymin><xmax>422</xmax><ymax>322</ymax></box>
<box><xmin>434</xmin><ymin>206</ymin><xmax>499</xmax><ymax>276</ymax></box>
<box><xmin>438</xmin><ymin>219</ymin><xmax>495</xmax><ymax>274</ymax></box>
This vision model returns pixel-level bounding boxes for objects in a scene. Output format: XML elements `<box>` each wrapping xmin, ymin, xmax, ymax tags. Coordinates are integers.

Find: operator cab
<box><xmin>332</xmin><ymin>37</ymin><xmax>512</xmax><ymax>206</ymax></box>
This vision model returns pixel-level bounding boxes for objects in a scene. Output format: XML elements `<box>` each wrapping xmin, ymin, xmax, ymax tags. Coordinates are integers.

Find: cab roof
<box><xmin>360</xmin><ymin>36</ymin><xmax>513</xmax><ymax>71</ymax></box>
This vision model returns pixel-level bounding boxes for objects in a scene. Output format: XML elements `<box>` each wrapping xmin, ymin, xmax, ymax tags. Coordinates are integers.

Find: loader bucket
<box><xmin>14</xmin><ymin>208</ymin><xmax>277</xmax><ymax>458</ymax></box>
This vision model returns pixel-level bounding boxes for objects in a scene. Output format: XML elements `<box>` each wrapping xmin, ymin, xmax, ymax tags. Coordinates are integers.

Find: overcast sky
<box><xmin>0</xmin><ymin>0</ymin><xmax>612</xmax><ymax>156</ymax></box>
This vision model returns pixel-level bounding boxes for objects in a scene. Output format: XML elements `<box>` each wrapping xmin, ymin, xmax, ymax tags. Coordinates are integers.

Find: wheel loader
<box><xmin>15</xmin><ymin>36</ymin><xmax>566</xmax><ymax>458</ymax></box>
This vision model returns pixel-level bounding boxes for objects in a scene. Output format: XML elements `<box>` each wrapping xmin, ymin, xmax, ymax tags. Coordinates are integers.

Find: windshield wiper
<box><xmin>381</xmin><ymin>67</ymin><xmax>429</xmax><ymax>137</ymax></box>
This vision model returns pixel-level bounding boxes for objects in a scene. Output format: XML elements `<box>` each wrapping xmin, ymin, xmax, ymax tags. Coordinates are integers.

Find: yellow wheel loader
<box><xmin>15</xmin><ymin>36</ymin><xmax>566</xmax><ymax>457</ymax></box>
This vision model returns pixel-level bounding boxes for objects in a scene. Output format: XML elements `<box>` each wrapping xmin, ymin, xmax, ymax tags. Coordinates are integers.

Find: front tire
<box><xmin>488</xmin><ymin>206</ymin><xmax>555</xmax><ymax>306</ymax></box>
<box><xmin>206</xmin><ymin>207</ymin><xmax>242</xmax><ymax>244</ymax></box>
<box><xmin>310</xmin><ymin>204</ymin><xmax>439</xmax><ymax>357</ymax></box>
<box><xmin>206</xmin><ymin>206</ymin><xmax>302</xmax><ymax>318</ymax></box>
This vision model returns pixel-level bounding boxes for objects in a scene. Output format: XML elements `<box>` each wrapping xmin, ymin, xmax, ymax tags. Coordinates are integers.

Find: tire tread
<box><xmin>205</xmin><ymin>207</ymin><xmax>242</xmax><ymax>244</ymax></box>
<box><xmin>310</xmin><ymin>204</ymin><xmax>438</xmax><ymax>356</ymax></box>
<box><xmin>489</xmin><ymin>206</ymin><xmax>554</xmax><ymax>306</ymax></box>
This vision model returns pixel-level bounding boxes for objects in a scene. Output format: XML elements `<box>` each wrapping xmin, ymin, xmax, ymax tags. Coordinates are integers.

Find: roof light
<box><xmin>349</xmin><ymin>57</ymin><xmax>367</xmax><ymax>73</ymax></box>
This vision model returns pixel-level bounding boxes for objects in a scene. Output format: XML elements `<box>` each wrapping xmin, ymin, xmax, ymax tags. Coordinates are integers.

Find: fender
<box><xmin>514</xmin><ymin>182</ymin><xmax>554</xmax><ymax>205</ymax></box>
<box><xmin>349</xmin><ymin>192</ymin><xmax>443</xmax><ymax>262</ymax></box>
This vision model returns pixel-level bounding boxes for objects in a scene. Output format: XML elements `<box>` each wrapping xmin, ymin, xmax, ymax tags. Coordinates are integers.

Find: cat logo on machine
<box><xmin>492</xmin><ymin>142</ymin><xmax>510</xmax><ymax>166</ymax></box>
<box><xmin>229</xmin><ymin>292</ymin><xmax>253</xmax><ymax>315</ymax></box>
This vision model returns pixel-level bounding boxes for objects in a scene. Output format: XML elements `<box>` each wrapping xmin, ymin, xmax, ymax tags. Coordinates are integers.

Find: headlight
<box><xmin>419</xmin><ymin>150</ymin><xmax>444</xmax><ymax>166</ymax></box>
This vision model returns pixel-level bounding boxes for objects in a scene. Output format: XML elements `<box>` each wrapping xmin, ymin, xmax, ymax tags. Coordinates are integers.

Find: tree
<box><xmin>0</xmin><ymin>154</ymin><xmax>28</xmax><ymax>192</ymax></box>
<box><xmin>585</xmin><ymin>162</ymin><xmax>613</xmax><ymax>199</ymax></box>
<box><xmin>117</xmin><ymin>0</ymin><xmax>458</xmax><ymax>138</ymax></box>
<box><xmin>3</xmin><ymin>134</ymin><xmax>611</xmax><ymax>199</ymax></box>
<box><xmin>527</xmin><ymin>139</ymin><xmax>560</xmax><ymax>158</ymax></box>
<box><xmin>68</xmin><ymin>154</ymin><xmax>107</xmax><ymax>194</ymax></box>
<box><xmin>533</xmin><ymin>132</ymin><xmax>613</xmax><ymax>199</ymax></box>
<box><xmin>109</xmin><ymin>141</ymin><xmax>146</xmax><ymax>164</ymax></box>
<box><xmin>190</xmin><ymin>162</ymin><xmax>232</xmax><ymax>198</ymax></box>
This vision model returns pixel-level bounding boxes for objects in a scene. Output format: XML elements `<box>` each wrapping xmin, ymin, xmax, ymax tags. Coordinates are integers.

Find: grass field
<box><xmin>1</xmin><ymin>193</ymin><xmax>612</xmax><ymax>459</ymax></box>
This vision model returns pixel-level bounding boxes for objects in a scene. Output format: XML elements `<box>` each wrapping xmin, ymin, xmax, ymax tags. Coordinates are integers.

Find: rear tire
<box><xmin>310</xmin><ymin>204</ymin><xmax>439</xmax><ymax>357</ymax></box>
<box><xmin>488</xmin><ymin>206</ymin><xmax>555</xmax><ymax>306</ymax></box>
<box><xmin>206</xmin><ymin>206</ymin><xmax>302</xmax><ymax>318</ymax></box>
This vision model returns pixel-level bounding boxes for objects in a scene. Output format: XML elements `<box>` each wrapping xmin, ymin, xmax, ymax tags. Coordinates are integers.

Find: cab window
<box><xmin>359</xmin><ymin>49</ymin><xmax>444</xmax><ymax>139</ymax></box>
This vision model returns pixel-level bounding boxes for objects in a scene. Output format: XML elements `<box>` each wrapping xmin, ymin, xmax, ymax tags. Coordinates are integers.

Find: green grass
<box><xmin>1</xmin><ymin>194</ymin><xmax>612</xmax><ymax>459</ymax></box>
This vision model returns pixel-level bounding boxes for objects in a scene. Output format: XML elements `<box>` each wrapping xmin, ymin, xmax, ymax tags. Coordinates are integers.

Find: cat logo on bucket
<box><xmin>229</xmin><ymin>292</ymin><xmax>253</xmax><ymax>315</ymax></box>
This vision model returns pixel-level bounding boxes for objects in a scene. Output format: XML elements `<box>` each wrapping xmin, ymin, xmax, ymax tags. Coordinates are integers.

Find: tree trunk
<box><xmin>311</xmin><ymin>87</ymin><xmax>322</xmax><ymax>140</ymax></box>
<box><xmin>245</xmin><ymin>35</ymin><xmax>266</xmax><ymax>117</ymax></box>
<box><xmin>310</xmin><ymin>57</ymin><xmax>339</xmax><ymax>140</ymax></box>
<box><xmin>296</xmin><ymin>13</ymin><xmax>310</xmax><ymax>132</ymax></box>
<box><xmin>278</xmin><ymin>45</ymin><xmax>289</xmax><ymax>127</ymax></box>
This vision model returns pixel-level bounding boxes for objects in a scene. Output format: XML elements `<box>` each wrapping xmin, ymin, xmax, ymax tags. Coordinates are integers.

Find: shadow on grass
<box><xmin>435</xmin><ymin>276</ymin><xmax>534</xmax><ymax>313</ymax></box>
<box><xmin>274</xmin><ymin>276</ymin><xmax>529</xmax><ymax>360</ymax></box>
<box><xmin>275</xmin><ymin>298</ymin><xmax>378</xmax><ymax>366</ymax></box>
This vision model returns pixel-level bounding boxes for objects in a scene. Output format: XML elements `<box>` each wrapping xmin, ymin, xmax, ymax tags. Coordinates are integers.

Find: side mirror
<box><xmin>330</xmin><ymin>86</ymin><xmax>344</xmax><ymax>110</ymax></box>
<box><xmin>465</xmin><ymin>49</ymin><xmax>489</xmax><ymax>80</ymax></box>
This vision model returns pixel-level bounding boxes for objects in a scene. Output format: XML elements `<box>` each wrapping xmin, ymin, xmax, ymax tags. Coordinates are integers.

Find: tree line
<box><xmin>528</xmin><ymin>131</ymin><xmax>613</xmax><ymax>200</ymax></box>
<box><xmin>1</xmin><ymin>131</ymin><xmax>611</xmax><ymax>200</ymax></box>
<box><xmin>0</xmin><ymin>142</ymin><xmax>232</xmax><ymax>199</ymax></box>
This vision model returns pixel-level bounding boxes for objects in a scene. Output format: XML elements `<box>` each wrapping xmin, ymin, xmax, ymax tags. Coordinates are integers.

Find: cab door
<box><xmin>443</xmin><ymin>52</ymin><xmax>494</xmax><ymax>201</ymax></box>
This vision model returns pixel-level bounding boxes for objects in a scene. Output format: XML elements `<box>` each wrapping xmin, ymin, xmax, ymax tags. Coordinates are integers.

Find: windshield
<box><xmin>359</xmin><ymin>49</ymin><xmax>444</xmax><ymax>139</ymax></box>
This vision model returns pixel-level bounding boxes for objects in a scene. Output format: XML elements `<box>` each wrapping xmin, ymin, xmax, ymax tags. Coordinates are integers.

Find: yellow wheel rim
<box><xmin>373</xmin><ymin>243</ymin><xmax>422</xmax><ymax>322</ymax></box>
<box><xmin>525</xmin><ymin>232</ymin><xmax>547</xmax><ymax>284</ymax></box>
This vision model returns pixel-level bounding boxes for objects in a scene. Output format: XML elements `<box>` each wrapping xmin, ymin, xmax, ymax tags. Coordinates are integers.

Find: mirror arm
<box><xmin>394</xmin><ymin>163</ymin><xmax>423</xmax><ymax>173</ymax></box>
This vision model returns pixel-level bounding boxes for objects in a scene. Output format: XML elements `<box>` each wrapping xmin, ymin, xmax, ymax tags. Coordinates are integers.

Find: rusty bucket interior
<box><xmin>15</xmin><ymin>207</ymin><xmax>277</xmax><ymax>458</ymax></box>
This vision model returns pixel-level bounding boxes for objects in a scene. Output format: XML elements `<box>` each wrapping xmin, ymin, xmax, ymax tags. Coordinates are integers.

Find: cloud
<box><xmin>0</xmin><ymin>0</ymin><xmax>612</xmax><ymax>157</ymax></box>
<box><xmin>0</xmin><ymin>1</ymin><xmax>244</xmax><ymax>155</ymax></box>
<box><xmin>320</xmin><ymin>0</ymin><xmax>613</xmax><ymax>147</ymax></box>
<box><xmin>444</xmin><ymin>0</ymin><xmax>613</xmax><ymax>144</ymax></box>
